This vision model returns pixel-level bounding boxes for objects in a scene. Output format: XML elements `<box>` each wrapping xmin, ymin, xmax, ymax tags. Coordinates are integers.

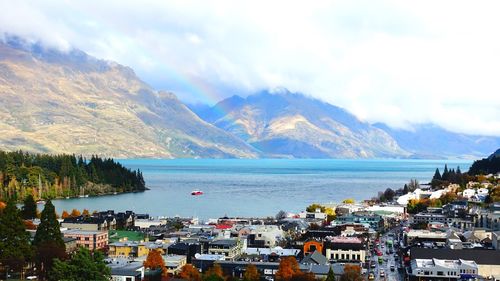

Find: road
<box><xmin>367</xmin><ymin>229</ymin><xmax>403</xmax><ymax>281</ymax></box>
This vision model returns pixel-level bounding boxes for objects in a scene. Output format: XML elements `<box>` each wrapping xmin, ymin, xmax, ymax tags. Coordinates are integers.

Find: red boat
<box><xmin>191</xmin><ymin>190</ymin><xmax>203</xmax><ymax>196</ymax></box>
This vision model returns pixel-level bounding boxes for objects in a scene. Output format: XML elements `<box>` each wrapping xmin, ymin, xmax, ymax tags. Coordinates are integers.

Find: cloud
<box><xmin>0</xmin><ymin>0</ymin><xmax>499</xmax><ymax>136</ymax></box>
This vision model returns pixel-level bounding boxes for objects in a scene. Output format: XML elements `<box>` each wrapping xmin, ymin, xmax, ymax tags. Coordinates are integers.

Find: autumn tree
<box><xmin>275</xmin><ymin>257</ymin><xmax>301</xmax><ymax>281</ymax></box>
<box><xmin>243</xmin><ymin>264</ymin><xmax>260</xmax><ymax>281</ymax></box>
<box><xmin>61</xmin><ymin>210</ymin><xmax>70</xmax><ymax>219</ymax></box>
<box><xmin>179</xmin><ymin>264</ymin><xmax>201</xmax><ymax>281</ymax></box>
<box><xmin>70</xmin><ymin>208</ymin><xmax>81</xmax><ymax>217</ymax></box>
<box><xmin>144</xmin><ymin>249</ymin><xmax>166</xmax><ymax>276</ymax></box>
<box><xmin>342</xmin><ymin>198</ymin><xmax>355</xmax><ymax>204</ymax></box>
<box><xmin>204</xmin><ymin>263</ymin><xmax>224</xmax><ymax>281</ymax></box>
<box><xmin>82</xmin><ymin>209</ymin><xmax>90</xmax><ymax>216</ymax></box>
<box><xmin>306</xmin><ymin>204</ymin><xmax>326</xmax><ymax>212</ymax></box>
<box><xmin>340</xmin><ymin>264</ymin><xmax>363</xmax><ymax>281</ymax></box>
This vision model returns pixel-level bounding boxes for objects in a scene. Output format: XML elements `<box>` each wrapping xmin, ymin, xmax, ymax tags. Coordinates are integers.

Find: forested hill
<box><xmin>0</xmin><ymin>150</ymin><xmax>145</xmax><ymax>201</ymax></box>
<box><xmin>468</xmin><ymin>148</ymin><xmax>500</xmax><ymax>175</ymax></box>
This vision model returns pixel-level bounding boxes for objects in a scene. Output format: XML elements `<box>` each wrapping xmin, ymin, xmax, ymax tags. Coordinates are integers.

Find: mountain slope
<box><xmin>195</xmin><ymin>90</ymin><xmax>409</xmax><ymax>158</ymax></box>
<box><xmin>373</xmin><ymin>123</ymin><xmax>500</xmax><ymax>159</ymax></box>
<box><xmin>0</xmin><ymin>38</ymin><xmax>258</xmax><ymax>158</ymax></box>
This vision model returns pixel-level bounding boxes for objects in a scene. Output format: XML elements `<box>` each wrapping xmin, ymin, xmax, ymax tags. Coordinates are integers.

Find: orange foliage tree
<box><xmin>275</xmin><ymin>257</ymin><xmax>302</xmax><ymax>281</ymax></box>
<box><xmin>82</xmin><ymin>209</ymin><xmax>90</xmax><ymax>216</ymax></box>
<box><xmin>179</xmin><ymin>264</ymin><xmax>201</xmax><ymax>281</ymax></box>
<box><xmin>243</xmin><ymin>264</ymin><xmax>260</xmax><ymax>281</ymax></box>
<box><xmin>70</xmin><ymin>208</ymin><xmax>81</xmax><ymax>217</ymax></box>
<box><xmin>204</xmin><ymin>263</ymin><xmax>224</xmax><ymax>281</ymax></box>
<box><xmin>61</xmin><ymin>210</ymin><xmax>70</xmax><ymax>219</ymax></box>
<box><xmin>340</xmin><ymin>264</ymin><xmax>363</xmax><ymax>281</ymax></box>
<box><xmin>144</xmin><ymin>249</ymin><xmax>167</xmax><ymax>276</ymax></box>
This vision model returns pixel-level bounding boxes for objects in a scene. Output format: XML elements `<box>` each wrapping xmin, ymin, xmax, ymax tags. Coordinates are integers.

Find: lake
<box><xmin>48</xmin><ymin>159</ymin><xmax>471</xmax><ymax>220</ymax></box>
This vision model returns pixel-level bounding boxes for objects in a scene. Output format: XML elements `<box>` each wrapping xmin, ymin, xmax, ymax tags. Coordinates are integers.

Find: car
<box><xmin>370</xmin><ymin>261</ymin><xmax>376</xmax><ymax>268</ymax></box>
<box><xmin>390</xmin><ymin>265</ymin><xmax>395</xmax><ymax>272</ymax></box>
<box><xmin>368</xmin><ymin>272</ymin><xmax>375</xmax><ymax>280</ymax></box>
<box><xmin>380</xmin><ymin>271</ymin><xmax>385</xmax><ymax>277</ymax></box>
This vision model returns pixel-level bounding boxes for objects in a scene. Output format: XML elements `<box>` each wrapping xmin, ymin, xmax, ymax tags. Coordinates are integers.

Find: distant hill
<box><xmin>468</xmin><ymin>148</ymin><xmax>500</xmax><ymax>175</ymax></box>
<box><xmin>373</xmin><ymin>123</ymin><xmax>500</xmax><ymax>159</ymax></box>
<box><xmin>193</xmin><ymin>89</ymin><xmax>409</xmax><ymax>158</ymax></box>
<box><xmin>0</xmin><ymin>37</ymin><xmax>258</xmax><ymax>158</ymax></box>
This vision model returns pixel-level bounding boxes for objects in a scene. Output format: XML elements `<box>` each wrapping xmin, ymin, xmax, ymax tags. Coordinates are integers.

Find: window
<box><xmin>437</xmin><ymin>271</ymin><xmax>444</xmax><ymax>276</ymax></box>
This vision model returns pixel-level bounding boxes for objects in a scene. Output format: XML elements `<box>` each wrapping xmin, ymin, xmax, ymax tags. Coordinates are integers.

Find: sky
<box><xmin>1</xmin><ymin>0</ymin><xmax>500</xmax><ymax>136</ymax></box>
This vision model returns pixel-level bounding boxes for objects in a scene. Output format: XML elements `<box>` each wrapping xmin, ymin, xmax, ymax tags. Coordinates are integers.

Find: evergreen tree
<box><xmin>0</xmin><ymin>200</ymin><xmax>33</xmax><ymax>271</ymax></box>
<box><xmin>50</xmin><ymin>247</ymin><xmax>110</xmax><ymax>281</ymax></box>
<box><xmin>325</xmin><ymin>267</ymin><xmax>335</xmax><ymax>281</ymax></box>
<box><xmin>21</xmin><ymin>194</ymin><xmax>37</xmax><ymax>220</ymax></box>
<box><xmin>34</xmin><ymin>200</ymin><xmax>66</xmax><ymax>278</ymax></box>
<box><xmin>433</xmin><ymin>168</ymin><xmax>441</xmax><ymax>181</ymax></box>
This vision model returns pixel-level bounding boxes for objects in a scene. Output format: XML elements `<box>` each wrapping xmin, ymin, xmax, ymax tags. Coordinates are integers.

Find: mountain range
<box><xmin>1</xmin><ymin>37</ymin><xmax>499</xmax><ymax>159</ymax></box>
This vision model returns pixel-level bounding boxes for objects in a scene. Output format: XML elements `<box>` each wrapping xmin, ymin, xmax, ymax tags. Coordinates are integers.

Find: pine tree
<box><xmin>34</xmin><ymin>200</ymin><xmax>66</xmax><ymax>278</ymax></box>
<box><xmin>21</xmin><ymin>194</ymin><xmax>37</xmax><ymax>220</ymax></box>
<box><xmin>0</xmin><ymin>200</ymin><xmax>33</xmax><ymax>271</ymax></box>
<box><xmin>325</xmin><ymin>267</ymin><xmax>335</xmax><ymax>281</ymax></box>
<box><xmin>433</xmin><ymin>168</ymin><xmax>441</xmax><ymax>181</ymax></box>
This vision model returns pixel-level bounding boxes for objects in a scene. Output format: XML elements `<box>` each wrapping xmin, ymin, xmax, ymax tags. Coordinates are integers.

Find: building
<box><xmin>164</xmin><ymin>254</ymin><xmax>187</xmax><ymax>275</ymax></box>
<box><xmin>63</xmin><ymin>229</ymin><xmax>108</xmax><ymax>251</ymax></box>
<box><xmin>108</xmin><ymin>261</ymin><xmax>144</xmax><ymax>281</ymax></box>
<box><xmin>208</xmin><ymin>239</ymin><xmax>244</xmax><ymax>260</ymax></box>
<box><xmin>405</xmin><ymin>230</ymin><xmax>448</xmax><ymax>246</ymax></box>
<box><xmin>108</xmin><ymin>240</ymin><xmax>151</xmax><ymax>258</ymax></box>
<box><xmin>61</xmin><ymin>216</ymin><xmax>111</xmax><ymax>231</ymax></box>
<box><xmin>335</xmin><ymin>212</ymin><xmax>383</xmax><ymax>230</ymax></box>
<box><xmin>324</xmin><ymin>237</ymin><xmax>366</xmax><ymax>263</ymax></box>
<box><xmin>167</xmin><ymin>241</ymin><xmax>202</xmax><ymax>263</ymax></box>
<box><xmin>63</xmin><ymin>237</ymin><xmax>78</xmax><ymax>254</ymax></box>
<box><xmin>411</xmin><ymin>247</ymin><xmax>500</xmax><ymax>277</ymax></box>
<box><xmin>409</xmin><ymin>258</ymin><xmax>478</xmax><ymax>280</ymax></box>
<box><xmin>242</xmin><ymin>225</ymin><xmax>284</xmax><ymax>247</ymax></box>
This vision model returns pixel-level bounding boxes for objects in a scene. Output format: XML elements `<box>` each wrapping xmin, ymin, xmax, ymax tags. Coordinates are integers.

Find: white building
<box><xmin>108</xmin><ymin>261</ymin><xmax>144</xmax><ymax>281</ymax></box>
<box><xmin>410</xmin><ymin>258</ymin><xmax>478</xmax><ymax>280</ymax></box>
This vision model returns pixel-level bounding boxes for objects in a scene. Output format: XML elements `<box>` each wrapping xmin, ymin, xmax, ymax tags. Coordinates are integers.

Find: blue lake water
<box><xmin>49</xmin><ymin>159</ymin><xmax>471</xmax><ymax>219</ymax></box>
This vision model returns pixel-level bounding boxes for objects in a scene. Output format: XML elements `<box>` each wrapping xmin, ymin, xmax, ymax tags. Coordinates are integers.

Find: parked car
<box><xmin>368</xmin><ymin>272</ymin><xmax>375</xmax><ymax>280</ymax></box>
<box><xmin>390</xmin><ymin>265</ymin><xmax>395</xmax><ymax>272</ymax></box>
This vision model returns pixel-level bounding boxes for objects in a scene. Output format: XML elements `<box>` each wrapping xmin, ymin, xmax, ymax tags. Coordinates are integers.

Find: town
<box><xmin>1</xmin><ymin>168</ymin><xmax>499</xmax><ymax>281</ymax></box>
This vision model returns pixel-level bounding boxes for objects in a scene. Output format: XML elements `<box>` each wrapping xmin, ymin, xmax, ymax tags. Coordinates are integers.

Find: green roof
<box><xmin>108</xmin><ymin>230</ymin><xmax>144</xmax><ymax>242</ymax></box>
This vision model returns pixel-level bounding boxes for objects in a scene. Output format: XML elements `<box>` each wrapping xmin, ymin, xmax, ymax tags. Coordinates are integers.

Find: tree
<box><xmin>342</xmin><ymin>199</ymin><xmax>355</xmax><ymax>204</ymax></box>
<box><xmin>383</xmin><ymin>188</ymin><xmax>395</xmax><ymax>202</ymax></box>
<box><xmin>144</xmin><ymin>249</ymin><xmax>166</xmax><ymax>276</ymax></box>
<box><xmin>276</xmin><ymin>210</ymin><xmax>287</xmax><ymax>220</ymax></box>
<box><xmin>340</xmin><ymin>264</ymin><xmax>363</xmax><ymax>281</ymax></box>
<box><xmin>82</xmin><ymin>209</ymin><xmax>90</xmax><ymax>216</ymax></box>
<box><xmin>275</xmin><ymin>257</ymin><xmax>301</xmax><ymax>281</ymax></box>
<box><xmin>306</xmin><ymin>204</ymin><xmax>325</xmax><ymax>212</ymax></box>
<box><xmin>0</xmin><ymin>200</ymin><xmax>33</xmax><ymax>272</ymax></box>
<box><xmin>408</xmin><ymin>179</ymin><xmax>420</xmax><ymax>192</ymax></box>
<box><xmin>204</xmin><ymin>263</ymin><xmax>224</xmax><ymax>281</ymax></box>
<box><xmin>179</xmin><ymin>264</ymin><xmax>201</xmax><ymax>281</ymax></box>
<box><xmin>243</xmin><ymin>264</ymin><xmax>260</xmax><ymax>281</ymax></box>
<box><xmin>433</xmin><ymin>168</ymin><xmax>442</xmax><ymax>181</ymax></box>
<box><xmin>50</xmin><ymin>247</ymin><xmax>110</xmax><ymax>281</ymax></box>
<box><xmin>61</xmin><ymin>210</ymin><xmax>70</xmax><ymax>219</ymax></box>
<box><xmin>34</xmin><ymin>200</ymin><xmax>66</xmax><ymax>278</ymax></box>
<box><xmin>21</xmin><ymin>194</ymin><xmax>37</xmax><ymax>220</ymax></box>
<box><xmin>325</xmin><ymin>267</ymin><xmax>335</xmax><ymax>281</ymax></box>
<box><xmin>70</xmin><ymin>208</ymin><xmax>81</xmax><ymax>217</ymax></box>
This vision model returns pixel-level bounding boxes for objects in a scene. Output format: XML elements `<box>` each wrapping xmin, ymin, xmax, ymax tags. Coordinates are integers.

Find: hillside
<box><xmin>373</xmin><ymin>123</ymin><xmax>500</xmax><ymax>159</ymax></box>
<box><xmin>195</xmin><ymin>90</ymin><xmax>409</xmax><ymax>158</ymax></box>
<box><xmin>0</xmin><ymin>38</ymin><xmax>258</xmax><ymax>158</ymax></box>
<box><xmin>468</xmin><ymin>148</ymin><xmax>500</xmax><ymax>175</ymax></box>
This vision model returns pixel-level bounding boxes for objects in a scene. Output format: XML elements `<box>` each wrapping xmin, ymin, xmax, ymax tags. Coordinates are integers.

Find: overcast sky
<box><xmin>1</xmin><ymin>0</ymin><xmax>500</xmax><ymax>136</ymax></box>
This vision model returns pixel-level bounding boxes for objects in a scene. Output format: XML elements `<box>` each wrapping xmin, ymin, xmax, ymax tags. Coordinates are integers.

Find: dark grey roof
<box><xmin>108</xmin><ymin>262</ymin><xmax>143</xmax><ymax>277</ymax></box>
<box><xmin>411</xmin><ymin>248</ymin><xmax>500</xmax><ymax>265</ymax></box>
<box><xmin>301</xmin><ymin>250</ymin><xmax>328</xmax><ymax>265</ymax></box>
<box><xmin>210</xmin><ymin>239</ymin><xmax>237</xmax><ymax>246</ymax></box>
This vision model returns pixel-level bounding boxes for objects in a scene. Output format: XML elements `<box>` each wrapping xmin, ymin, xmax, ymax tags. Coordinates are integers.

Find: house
<box><xmin>61</xmin><ymin>216</ymin><xmax>111</xmax><ymax>231</ymax></box>
<box><xmin>108</xmin><ymin>261</ymin><xmax>144</xmax><ymax>281</ymax></box>
<box><xmin>301</xmin><ymin>250</ymin><xmax>328</xmax><ymax>265</ymax></box>
<box><xmin>241</xmin><ymin>225</ymin><xmax>284</xmax><ymax>247</ymax></box>
<box><xmin>164</xmin><ymin>254</ymin><xmax>187</xmax><ymax>275</ymax></box>
<box><xmin>108</xmin><ymin>240</ymin><xmax>151</xmax><ymax>258</ymax></box>
<box><xmin>62</xmin><ymin>229</ymin><xmax>108</xmax><ymax>251</ymax></box>
<box><xmin>208</xmin><ymin>239</ymin><xmax>244</xmax><ymax>260</ymax></box>
<box><xmin>408</xmin><ymin>258</ymin><xmax>478</xmax><ymax>280</ymax></box>
<box><xmin>324</xmin><ymin>237</ymin><xmax>366</xmax><ymax>263</ymax></box>
<box><xmin>411</xmin><ymin>247</ymin><xmax>500</xmax><ymax>277</ymax></box>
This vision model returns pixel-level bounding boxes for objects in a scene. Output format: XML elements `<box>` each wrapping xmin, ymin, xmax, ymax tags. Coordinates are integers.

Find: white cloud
<box><xmin>0</xmin><ymin>0</ymin><xmax>499</xmax><ymax>136</ymax></box>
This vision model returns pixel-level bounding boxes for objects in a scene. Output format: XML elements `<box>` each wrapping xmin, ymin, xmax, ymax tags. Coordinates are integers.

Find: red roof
<box><xmin>215</xmin><ymin>224</ymin><xmax>233</xmax><ymax>230</ymax></box>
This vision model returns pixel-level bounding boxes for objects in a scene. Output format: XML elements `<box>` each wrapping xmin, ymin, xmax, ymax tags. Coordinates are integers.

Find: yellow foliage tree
<box><xmin>342</xmin><ymin>198</ymin><xmax>355</xmax><ymax>204</ymax></box>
